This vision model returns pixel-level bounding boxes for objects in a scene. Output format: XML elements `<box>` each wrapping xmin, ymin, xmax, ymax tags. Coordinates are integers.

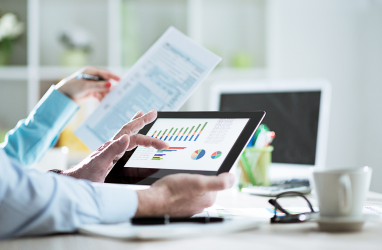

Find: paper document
<box><xmin>75</xmin><ymin>27</ymin><xmax>221</xmax><ymax>150</ymax></box>
<box><xmin>79</xmin><ymin>218</ymin><xmax>260</xmax><ymax>240</ymax></box>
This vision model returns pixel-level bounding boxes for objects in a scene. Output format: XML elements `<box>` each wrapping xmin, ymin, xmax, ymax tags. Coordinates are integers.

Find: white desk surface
<box><xmin>1</xmin><ymin>190</ymin><xmax>382</xmax><ymax>250</ymax></box>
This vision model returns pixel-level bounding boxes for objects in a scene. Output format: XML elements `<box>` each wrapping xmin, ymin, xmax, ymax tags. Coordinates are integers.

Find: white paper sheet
<box><xmin>78</xmin><ymin>218</ymin><xmax>260</xmax><ymax>240</ymax></box>
<box><xmin>75</xmin><ymin>27</ymin><xmax>221</xmax><ymax>150</ymax></box>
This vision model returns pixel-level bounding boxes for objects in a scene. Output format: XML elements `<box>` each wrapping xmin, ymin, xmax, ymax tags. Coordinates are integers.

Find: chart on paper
<box><xmin>124</xmin><ymin>118</ymin><xmax>249</xmax><ymax>171</ymax></box>
<box><xmin>75</xmin><ymin>27</ymin><xmax>221</xmax><ymax>151</ymax></box>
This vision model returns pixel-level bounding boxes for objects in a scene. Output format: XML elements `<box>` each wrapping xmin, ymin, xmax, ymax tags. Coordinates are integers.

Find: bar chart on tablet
<box><xmin>125</xmin><ymin>118</ymin><xmax>250</xmax><ymax>171</ymax></box>
<box><xmin>151</xmin><ymin>122</ymin><xmax>208</xmax><ymax>142</ymax></box>
<box><xmin>152</xmin><ymin>147</ymin><xmax>187</xmax><ymax>160</ymax></box>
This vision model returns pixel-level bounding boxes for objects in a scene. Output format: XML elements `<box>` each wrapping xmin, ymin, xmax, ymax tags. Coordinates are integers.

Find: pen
<box><xmin>131</xmin><ymin>216</ymin><xmax>224</xmax><ymax>225</ymax></box>
<box><xmin>265</xmin><ymin>131</ymin><xmax>276</xmax><ymax>147</ymax></box>
<box><xmin>76</xmin><ymin>73</ymin><xmax>107</xmax><ymax>81</ymax></box>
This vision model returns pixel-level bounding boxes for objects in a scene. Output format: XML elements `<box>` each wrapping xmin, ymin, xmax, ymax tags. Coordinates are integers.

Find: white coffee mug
<box><xmin>313</xmin><ymin>166</ymin><xmax>372</xmax><ymax>219</ymax></box>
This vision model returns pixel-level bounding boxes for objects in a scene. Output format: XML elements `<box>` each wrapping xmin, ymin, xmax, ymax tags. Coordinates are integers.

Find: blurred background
<box><xmin>1</xmin><ymin>0</ymin><xmax>382</xmax><ymax>192</ymax></box>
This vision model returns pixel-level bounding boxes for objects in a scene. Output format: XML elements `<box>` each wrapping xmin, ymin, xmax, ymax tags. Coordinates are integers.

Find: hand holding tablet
<box><xmin>135</xmin><ymin>173</ymin><xmax>235</xmax><ymax>217</ymax></box>
<box><xmin>65</xmin><ymin>110</ymin><xmax>264</xmax><ymax>218</ymax></box>
<box><xmin>65</xmin><ymin>110</ymin><xmax>265</xmax><ymax>185</ymax></box>
<box><xmin>106</xmin><ymin>111</ymin><xmax>265</xmax><ymax>185</ymax></box>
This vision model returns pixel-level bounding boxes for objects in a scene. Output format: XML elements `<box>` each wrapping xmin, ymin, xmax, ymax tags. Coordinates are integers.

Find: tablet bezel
<box><xmin>105</xmin><ymin>111</ymin><xmax>265</xmax><ymax>185</ymax></box>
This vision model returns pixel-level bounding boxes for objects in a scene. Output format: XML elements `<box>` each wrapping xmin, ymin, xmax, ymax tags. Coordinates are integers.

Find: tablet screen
<box><xmin>124</xmin><ymin>118</ymin><xmax>249</xmax><ymax>171</ymax></box>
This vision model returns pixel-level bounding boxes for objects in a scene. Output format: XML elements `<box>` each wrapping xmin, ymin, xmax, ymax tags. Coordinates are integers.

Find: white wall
<box><xmin>269</xmin><ymin>0</ymin><xmax>382</xmax><ymax>192</ymax></box>
<box><xmin>39</xmin><ymin>0</ymin><xmax>109</xmax><ymax>66</ymax></box>
<box><xmin>183</xmin><ymin>0</ymin><xmax>382</xmax><ymax>192</ymax></box>
<box><xmin>358</xmin><ymin>2</ymin><xmax>382</xmax><ymax>192</ymax></box>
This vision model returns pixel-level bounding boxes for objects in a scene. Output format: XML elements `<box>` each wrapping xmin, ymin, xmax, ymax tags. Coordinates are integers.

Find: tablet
<box><xmin>105</xmin><ymin>111</ymin><xmax>265</xmax><ymax>185</ymax></box>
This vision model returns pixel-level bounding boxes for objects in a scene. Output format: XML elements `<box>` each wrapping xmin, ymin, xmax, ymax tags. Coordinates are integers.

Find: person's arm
<box><xmin>0</xmin><ymin>148</ymin><xmax>138</xmax><ymax>240</ymax></box>
<box><xmin>1</xmin><ymin>66</ymin><xmax>120</xmax><ymax>168</ymax></box>
<box><xmin>0</xmin><ymin>143</ymin><xmax>234</xmax><ymax>240</ymax></box>
<box><xmin>0</xmin><ymin>114</ymin><xmax>234</xmax><ymax>239</ymax></box>
<box><xmin>1</xmin><ymin>86</ymin><xmax>79</xmax><ymax>167</ymax></box>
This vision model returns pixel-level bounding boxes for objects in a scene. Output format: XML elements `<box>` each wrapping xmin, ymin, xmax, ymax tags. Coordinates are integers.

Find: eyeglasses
<box><xmin>268</xmin><ymin>191</ymin><xmax>318</xmax><ymax>223</ymax></box>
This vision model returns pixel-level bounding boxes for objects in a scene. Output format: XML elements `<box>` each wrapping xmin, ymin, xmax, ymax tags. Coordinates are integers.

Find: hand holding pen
<box><xmin>56</xmin><ymin>66</ymin><xmax>120</xmax><ymax>102</ymax></box>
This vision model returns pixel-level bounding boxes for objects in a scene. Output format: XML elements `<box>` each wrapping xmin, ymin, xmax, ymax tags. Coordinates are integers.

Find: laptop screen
<box><xmin>220</xmin><ymin>91</ymin><xmax>321</xmax><ymax>165</ymax></box>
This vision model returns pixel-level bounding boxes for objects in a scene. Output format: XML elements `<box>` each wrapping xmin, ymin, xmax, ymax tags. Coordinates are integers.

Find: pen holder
<box><xmin>237</xmin><ymin>146</ymin><xmax>273</xmax><ymax>190</ymax></box>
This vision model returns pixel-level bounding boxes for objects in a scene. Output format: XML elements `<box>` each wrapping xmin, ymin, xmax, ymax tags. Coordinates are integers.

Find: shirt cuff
<box><xmin>92</xmin><ymin>183</ymin><xmax>138</xmax><ymax>223</ymax></box>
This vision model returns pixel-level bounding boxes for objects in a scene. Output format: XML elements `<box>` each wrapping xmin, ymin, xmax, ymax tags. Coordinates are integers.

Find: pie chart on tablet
<box><xmin>191</xmin><ymin>149</ymin><xmax>205</xmax><ymax>160</ymax></box>
<box><xmin>211</xmin><ymin>151</ymin><xmax>222</xmax><ymax>159</ymax></box>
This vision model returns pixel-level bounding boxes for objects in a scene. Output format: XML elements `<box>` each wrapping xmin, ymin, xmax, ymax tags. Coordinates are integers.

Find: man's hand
<box><xmin>56</xmin><ymin>66</ymin><xmax>120</xmax><ymax>102</ymax></box>
<box><xmin>109</xmin><ymin>110</ymin><xmax>160</xmax><ymax>164</ymax></box>
<box><xmin>63</xmin><ymin>110</ymin><xmax>168</xmax><ymax>182</ymax></box>
<box><xmin>135</xmin><ymin>173</ymin><xmax>235</xmax><ymax>217</ymax></box>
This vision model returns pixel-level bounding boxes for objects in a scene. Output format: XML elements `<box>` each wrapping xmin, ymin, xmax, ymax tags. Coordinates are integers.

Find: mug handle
<box><xmin>338</xmin><ymin>174</ymin><xmax>352</xmax><ymax>214</ymax></box>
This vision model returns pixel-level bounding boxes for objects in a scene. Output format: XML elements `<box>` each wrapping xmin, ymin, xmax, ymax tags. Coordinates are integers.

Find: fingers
<box><xmin>96</xmin><ymin>135</ymin><xmax>130</xmax><ymax>166</ymax></box>
<box><xmin>113</xmin><ymin>110</ymin><xmax>157</xmax><ymax>140</ymax></box>
<box><xmin>147</xmin><ymin>173</ymin><xmax>233</xmax><ymax>217</ymax></box>
<box><xmin>131</xmin><ymin>110</ymin><xmax>144</xmax><ymax>121</ymax></box>
<box><xmin>83</xmin><ymin>66</ymin><xmax>120</xmax><ymax>82</ymax></box>
<box><xmin>80</xmin><ymin>81</ymin><xmax>111</xmax><ymax>101</ymax></box>
<box><xmin>83</xmin><ymin>80</ymin><xmax>112</xmax><ymax>91</ymax></box>
<box><xmin>127</xmin><ymin>134</ymin><xmax>169</xmax><ymax>151</ymax></box>
<box><xmin>93</xmin><ymin>92</ymin><xmax>108</xmax><ymax>102</ymax></box>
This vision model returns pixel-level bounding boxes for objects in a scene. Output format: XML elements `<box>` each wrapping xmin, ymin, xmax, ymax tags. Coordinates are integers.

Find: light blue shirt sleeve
<box><xmin>0</xmin><ymin>86</ymin><xmax>79</xmax><ymax>168</ymax></box>
<box><xmin>0</xmin><ymin>149</ymin><xmax>138</xmax><ymax>239</ymax></box>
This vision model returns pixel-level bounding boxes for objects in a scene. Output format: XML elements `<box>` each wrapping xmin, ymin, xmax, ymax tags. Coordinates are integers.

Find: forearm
<box><xmin>0</xmin><ymin>149</ymin><xmax>137</xmax><ymax>239</ymax></box>
<box><xmin>1</xmin><ymin>86</ymin><xmax>78</xmax><ymax>167</ymax></box>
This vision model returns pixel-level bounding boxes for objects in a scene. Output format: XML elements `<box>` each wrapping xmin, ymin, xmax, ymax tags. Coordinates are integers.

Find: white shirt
<box><xmin>0</xmin><ymin>86</ymin><xmax>138</xmax><ymax>239</ymax></box>
<box><xmin>0</xmin><ymin>149</ymin><xmax>138</xmax><ymax>239</ymax></box>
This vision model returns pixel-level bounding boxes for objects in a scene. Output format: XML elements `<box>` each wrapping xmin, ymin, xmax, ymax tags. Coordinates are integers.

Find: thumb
<box><xmin>203</xmin><ymin>173</ymin><xmax>235</xmax><ymax>191</ymax></box>
<box><xmin>98</xmin><ymin>135</ymin><xmax>129</xmax><ymax>166</ymax></box>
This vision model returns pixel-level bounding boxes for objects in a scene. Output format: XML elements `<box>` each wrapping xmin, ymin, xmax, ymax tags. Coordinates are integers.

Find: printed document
<box><xmin>75</xmin><ymin>27</ymin><xmax>221</xmax><ymax>150</ymax></box>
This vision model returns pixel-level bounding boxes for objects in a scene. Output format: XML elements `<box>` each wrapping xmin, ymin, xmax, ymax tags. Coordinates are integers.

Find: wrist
<box><xmin>61</xmin><ymin>169</ymin><xmax>72</xmax><ymax>176</ymax></box>
<box><xmin>61</xmin><ymin>166</ymin><xmax>80</xmax><ymax>178</ymax></box>
<box><xmin>56</xmin><ymin>80</ymin><xmax>73</xmax><ymax>99</ymax></box>
<box><xmin>135</xmin><ymin>186</ymin><xmax>168</xmax><ymax>217</ymax></box>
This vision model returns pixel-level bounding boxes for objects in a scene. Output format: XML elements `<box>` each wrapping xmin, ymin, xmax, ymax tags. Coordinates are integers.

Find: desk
<box><xmin>2</xmin><ymin>190</ymin><xmax>382</xmax><ymax>250</ymax></box>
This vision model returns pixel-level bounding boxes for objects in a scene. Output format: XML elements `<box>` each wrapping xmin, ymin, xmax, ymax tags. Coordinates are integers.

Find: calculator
<box><xmin>241</xmin><ymin>180</ymin><xmax>311</xmax><ymax>197</ymax></box>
